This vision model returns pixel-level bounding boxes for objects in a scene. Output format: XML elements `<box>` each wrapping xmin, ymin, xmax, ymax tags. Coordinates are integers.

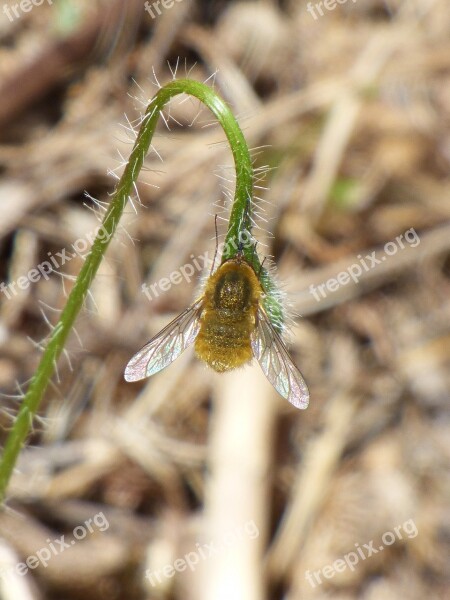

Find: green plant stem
<box><xmin>0</xmin><ymin>79</ymin><xmax>259</xmax><ymax>502</ymax></box>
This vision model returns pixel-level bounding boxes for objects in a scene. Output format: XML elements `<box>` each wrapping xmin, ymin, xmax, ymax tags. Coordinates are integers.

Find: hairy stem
<box><xmin>0</xmin><ymin>79</ymin><xmax>268</xmax><ymax>501</ymax></box>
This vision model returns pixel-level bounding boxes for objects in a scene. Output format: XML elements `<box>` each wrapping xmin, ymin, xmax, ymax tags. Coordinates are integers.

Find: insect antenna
<box><xmin>210</xmin><ymin>214</ymin><xmax>220</xmax><ymax>276</ymax></box>
<box><xmin>258</xmin><ymin>254</ymin><xmax>268</xmax><ymax>279</ymax></box>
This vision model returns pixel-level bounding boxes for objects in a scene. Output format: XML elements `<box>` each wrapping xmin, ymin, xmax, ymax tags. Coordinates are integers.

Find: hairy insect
<box><xmin>124</xmin><ymin>254</ymin><xmax>309</xmax><ymax>409</ymax></box>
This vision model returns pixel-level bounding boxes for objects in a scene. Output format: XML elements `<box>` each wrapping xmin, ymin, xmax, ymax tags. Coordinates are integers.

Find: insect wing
<box><xmin>251</xmin><ymin>308</ymin><xmax>310</xmax><ymax>409</ymax></box>
<box><xmin>124</xmin><ymin>299</ymin><xmax>204</xmax><ymax>382</ymax></box>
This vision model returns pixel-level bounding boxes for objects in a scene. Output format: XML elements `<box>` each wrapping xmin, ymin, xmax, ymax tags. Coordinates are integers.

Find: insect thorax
<box><xmin>213</xmin><ymin>270</ymin><xmax>253</xmax><ymax>313</ymax></box>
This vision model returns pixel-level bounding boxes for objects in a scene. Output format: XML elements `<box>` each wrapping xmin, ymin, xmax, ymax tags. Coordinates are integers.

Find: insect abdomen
<box><xmin>195</xmin><ymin>312</ymin><xmax>254</xmax><ymax>372</ymax></box>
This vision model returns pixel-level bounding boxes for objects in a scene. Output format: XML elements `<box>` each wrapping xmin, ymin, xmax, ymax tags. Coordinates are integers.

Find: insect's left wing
<box><xmin>124</xmin><ymin>298</ymin><xmax>204</xmax><ymax>382</ymax></box>
<box><xmin>251</xmin><ymin>307</ymin><xmax>310</xmax><ymax>409</ymax></box>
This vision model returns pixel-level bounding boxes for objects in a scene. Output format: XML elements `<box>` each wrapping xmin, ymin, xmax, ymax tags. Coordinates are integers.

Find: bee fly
<box><xmin>125</xmin><ymin>252</ymin><xmax>309</xmax><ymax>409</ymax></box>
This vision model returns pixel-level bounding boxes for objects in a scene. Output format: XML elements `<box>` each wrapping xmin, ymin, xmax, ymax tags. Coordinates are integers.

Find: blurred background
<box><xmin>0</xmin><ymin>1</ymin><xmax>449</xmax><ymax>599</ymax></box>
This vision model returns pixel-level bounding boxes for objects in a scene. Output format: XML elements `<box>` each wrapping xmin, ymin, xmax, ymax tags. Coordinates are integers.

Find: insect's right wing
<box><xmin>251</xmin><ymin>307</ymin><xmax>310</xmax><ymax>409</ymax></box>
<box><xmin>124</xmin><ymin>298</ymin><xmax>204</xmax><ymax>382</ymax></box>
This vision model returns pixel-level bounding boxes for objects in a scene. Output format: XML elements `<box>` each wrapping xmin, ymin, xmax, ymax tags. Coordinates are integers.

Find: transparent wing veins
<box><xmin>124</xmin><ymin>298</ymin><xmax>203</xmax><ymax>381</ymax></box>
<box><xmin>251</xmin><ymin>307</ymin><xmax>310</xmax><ymax>409</ymax></box>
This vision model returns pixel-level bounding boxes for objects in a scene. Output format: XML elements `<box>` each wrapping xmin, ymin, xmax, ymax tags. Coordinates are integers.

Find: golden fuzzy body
<box><xmin>194</xmin><ymin>258</ymin><xmax>263</xmax><ymax>372</ymax></box>
<box><xmin>125</xmin><ymin>253</ymin><xmax>310</xmax><ymax>408</ymax></box>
